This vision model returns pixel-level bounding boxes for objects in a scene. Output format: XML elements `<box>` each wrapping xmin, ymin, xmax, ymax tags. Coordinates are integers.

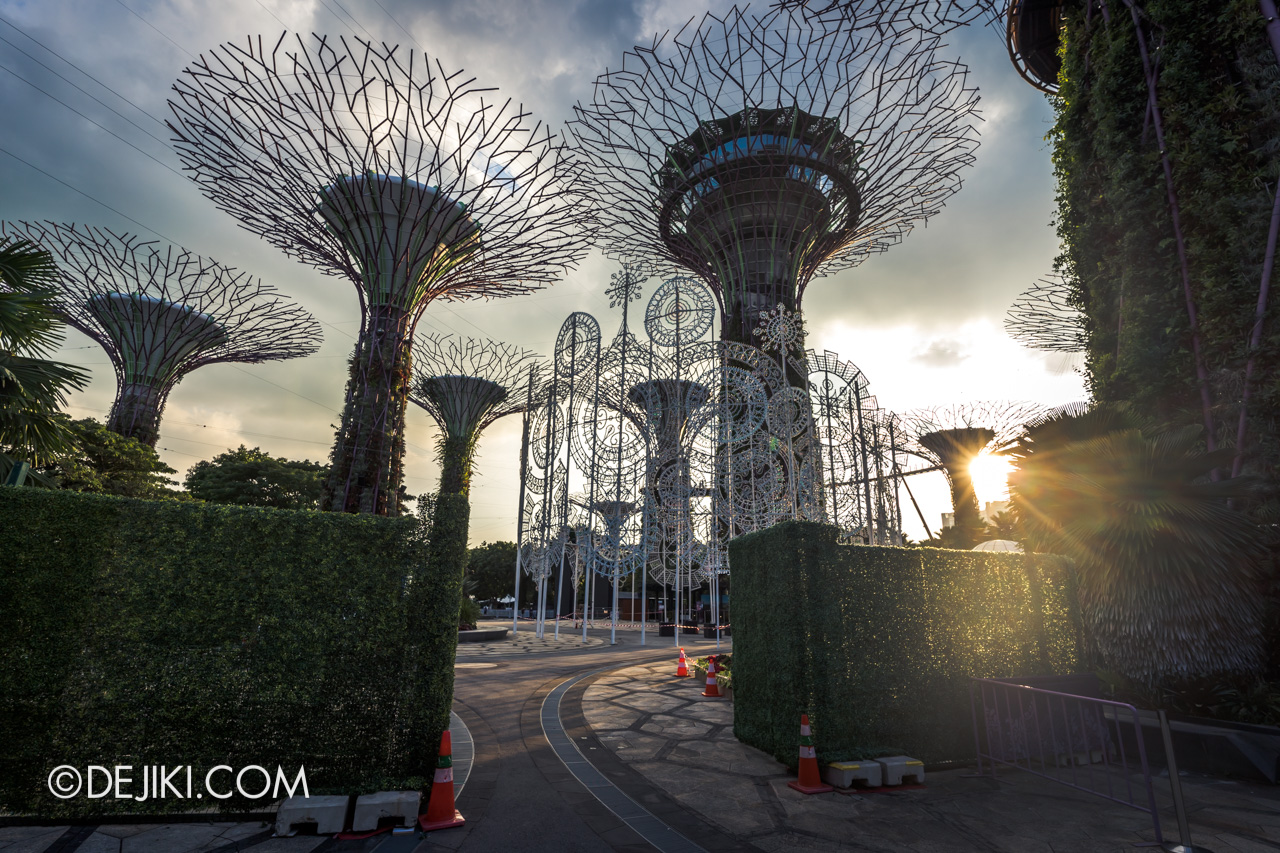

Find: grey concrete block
<box><xmin>274</xmin><ymin>794</ymin><xmax>350</xmax><ymax>836</ymax></box>
<box><xmin>874</xmin><ymin>755</ymin><xmax>925</xmax><ymax>786</ymax></box>
<box><xmin>351</xmin><ymin>790</ymin><xmax>421</xmax><ymax>832</ymax></box>
<box><xmin>821</xmin><ymin>760</ymin><xmax>882</xmax><ymax>788</ymax></box>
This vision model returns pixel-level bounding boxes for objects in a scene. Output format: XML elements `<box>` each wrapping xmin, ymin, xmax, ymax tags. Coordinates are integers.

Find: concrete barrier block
<box><xmin>874</xmin><ymin>755</ymin><xmax>925</xmax><ymax>786</ymax></box>
<box><xmin>821</xmin><ymin>760</ymin><xmax>882</xmax><ymax>789</ymax></box>
<box><xmin>351</xmin><ymin>790</ymin><xmax>421</xmax><ymax>832</ymax></box>
<box><xmin>275</xmin><ymin>794</ymin><xmax>350</xmax><ymax>836</ymax></box>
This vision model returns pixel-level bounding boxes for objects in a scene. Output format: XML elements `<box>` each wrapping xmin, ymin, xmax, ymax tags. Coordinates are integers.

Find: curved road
<box><xmin>440</xmin><ymin>628</ymin><xmax>725</xmax><ymax>853</ymax></box>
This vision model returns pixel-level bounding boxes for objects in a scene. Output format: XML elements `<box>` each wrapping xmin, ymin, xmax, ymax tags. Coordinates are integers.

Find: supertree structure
<box><xmin>2</xmin><ymin>222</ymin><xmax>320</xmax><ymax>447</ymax></box>
<box><xmin>570</xmin><ymin>4</ymin><xmax>980</xmax><ymax>352</ymax></box>
<box><xmin>1001</xmin><ymin>0</ymin><xmax>1063</xmax><ymax>93</ymax></box>
<box><xmin>903</xmin><ymin>401</ymin><xmax>1043</xmax><ymax>546</ymax></box>
<box><xmin>776</xmin><ymin>0</ymin><xmax>1000</xmax><ymax>36</ymax></box>
<box><xmin>169</xmin><ymin>33</ymin><xmax>595</xmax><ymax>515</ymax></box>
<box><xmin>1004</xmin><ymin>274</ymin><xmax>1085</xmax><ymax>353</ymax></box>
<box><xmin>410</xmin><ymin>335</ymin><xmax>546</xmax><ymax>498</ymax></box>
<box><xmin>1000</xmin><ymin>3</ymin><xmax>1280</xmax><ymax>486</ymax></box>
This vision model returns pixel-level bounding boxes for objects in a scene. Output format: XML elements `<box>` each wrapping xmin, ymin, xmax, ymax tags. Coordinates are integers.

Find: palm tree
<box><xmin>0</xmin><ymin>238</ymin><xmax>89</xmax><ymax>480</ymax></box>
<box><xmin>1009</xmin><ymin>404</ymin><xmax>1267</xmax><ymax>686</ymax></box>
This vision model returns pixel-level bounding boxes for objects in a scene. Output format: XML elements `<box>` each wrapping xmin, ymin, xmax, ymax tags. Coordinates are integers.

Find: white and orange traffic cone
<box><xmin>787</xmin><ymin>714</ymin><xmax>833</xmax><ymax>795</ymax></box>
<box><xmin>701</xmin><ymin>655</ymin><xmax>721</xmax><ymax>697</ymax></box>
<box><xmin>419</xmin><ymin>731</ymin><xmax>465</xmax><ymax>831</ymax></box>
<box><xmin>676</xmin><ymin>648</ymin><xmax>689</xmax><ymax>678</ymax></box>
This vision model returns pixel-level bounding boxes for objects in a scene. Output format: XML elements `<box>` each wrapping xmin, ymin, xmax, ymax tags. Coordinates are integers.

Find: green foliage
<box><xmin>983</xmin><ymin>511</ymin><xmax>1019</xmax><ymax>542</ymax></box>
<box><xmin>729</xmin><ymin>521</ymin><xmax>1082</xmax><ymax>767</ymax></box>
<box><xmin>0</xmin><ymin>238</ymin><xmax>89</xmax><ymax>468</ymax></box>
<box><xmin>1053</xmin><ymin>2</ymin><xmax>1280</xmax><ymax>491</ymax></box>
<box><xmin>1009</xmin><ymin>406</ymin><xmax>1268</xmax><ymax>685</ymax></box>
<box><xmin>459</xmin><ymin>596</ymin><xmax>481</xmax><ymax>630</ymax></box>
<box><xmin>185</xmin><ymin>445</ymin><xmax>326</xmax><ymax>509</ymax></box>
<box><xmin>39</xmin><ymin>417</ymin><xmax>180</xmax><ymax>498</ymax></box>
<box><xmin>466</xmin><ymin>540</ymin><xmax>524</xmax><ymax>603</ymax></box>
<box><xmin>0</xmin><ymin>487</ymin><xmax>458</xmax><ymax>818</ymax></box>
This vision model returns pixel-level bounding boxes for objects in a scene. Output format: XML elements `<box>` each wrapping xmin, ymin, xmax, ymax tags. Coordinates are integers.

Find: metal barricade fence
<box><xmin>970</xmin><ymin>677</ymin><xmax>1165</xmax><ymax>846</ymax></box>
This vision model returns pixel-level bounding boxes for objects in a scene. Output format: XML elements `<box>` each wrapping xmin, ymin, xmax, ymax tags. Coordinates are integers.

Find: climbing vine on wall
<box><xmin>1052</xmin><ymin>0</ymin><xmax>1280</xmax><ymax>512</ymax></box>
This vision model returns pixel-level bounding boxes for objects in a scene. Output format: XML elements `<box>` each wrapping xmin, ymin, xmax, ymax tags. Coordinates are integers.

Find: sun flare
<box><xmin>969</xmin><ymin>452</ymin><xmax>1013</xmax><ymax>504</ymax></box>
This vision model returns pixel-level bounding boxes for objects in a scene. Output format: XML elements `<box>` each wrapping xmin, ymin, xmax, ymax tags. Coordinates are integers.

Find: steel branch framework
<box><xmin>168</xmin><ymin>33</ymin><xmax>595</xmax><ymax>515</ymax></box>
<box><xmin>1005</xmin><ymin>274</ymin><xmax>1085</xmax><ymax>353</ymax></box>
<box><xmin>902</xmin><ymin>400</ymin><xmax>1043</xmax><ymax>545</ymax></box>
<box><xmin>409</xmin><ymin>334</ymin><xmax>547</xmax><ymax>496</ymax></box>
<box><xmin>777</xmin><ymin>0</ymin><xmax>1001</xmax><ymax>34</ymax></box>
<box><xmin>570</xmin><ymin>4</ymin><xmax>981</xmax><ymax>346</ymax></box>
<box><xmin>2</xmin><ymin>222</ymin><xmax>321</xmax><ymax>447</ymax></box>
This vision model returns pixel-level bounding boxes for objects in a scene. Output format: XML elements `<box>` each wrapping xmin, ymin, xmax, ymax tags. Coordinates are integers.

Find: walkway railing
<box><xmin>970</xmin><ymin>677</ymin><xmax>1165</xmax><ymax>846</ymax></box>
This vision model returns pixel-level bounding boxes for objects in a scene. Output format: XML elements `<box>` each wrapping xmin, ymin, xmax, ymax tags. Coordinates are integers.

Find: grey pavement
<box><xmin>580</xmin><ymin>660</ymin><xmax>1280</xmax><ymax>853</ymax></box>
<box><xmin>5</xmin><ymin>627</ymin><xmax>1278</xmax><ymax>853</ymax></box>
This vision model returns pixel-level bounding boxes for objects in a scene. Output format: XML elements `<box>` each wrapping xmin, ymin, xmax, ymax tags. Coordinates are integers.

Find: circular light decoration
<box><xmin>644</xmin><ymin>276</ymin><xmax>716</xmax><ymax>348</ymax></box>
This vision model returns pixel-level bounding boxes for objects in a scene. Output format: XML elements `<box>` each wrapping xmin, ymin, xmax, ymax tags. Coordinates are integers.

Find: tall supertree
<box><xmin>903</xmin><ymin>401</ymin><xmax>1043</xmax><ymax>547</ymax></box>
<box><xmin>2</xmin><ymin>222</ymin><xmax>321</xmax><ymax>447</ymax></box>
<box><xmin>410</xmin><ymin>335</ymin><xmax>546</xmax><ymax>498</ymax></box>
<box><xmin>169</xmin><ymin>34</ymin><xmax>595</xmax><ymax>515</ymax></box>
<box><xmin>570</xmin><ymin>4</ymin><xmax>980</xmax><ymax>353</ymax></box>
<box><xmin>410</xmin><ymin>334</ymin><xmax>546</xmax><ymax>608</ymax></box>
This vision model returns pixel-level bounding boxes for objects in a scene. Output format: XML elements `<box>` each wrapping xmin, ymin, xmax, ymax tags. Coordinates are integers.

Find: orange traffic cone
<box><xmin>676</xmin><ymin>648</ymin><xmax>689</xmax><ymax>678</ymax></box>
<box><xmin>788</xmin><ymin>713</ymin><xmax>833</xmax><ymax>794</ymax></box>
<box><xmin>419</xmin><ymin>731</ymin><xmax>465</xmax><ymax>831</ymax></box>
<box><xmin>701</xmin><ymin>655</ymin><xmax>721</xmax><ymax>697</ymax></box>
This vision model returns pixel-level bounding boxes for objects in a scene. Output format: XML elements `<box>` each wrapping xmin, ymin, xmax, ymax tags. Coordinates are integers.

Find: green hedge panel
<box><xmin>729</xmin><ymin>521</ymin><xmax>1083</xmax><ymax>767</ymax></box>
<box><xmin>0</xmin><ymin>487</ymin><xmax>459</xmax><ymax>818</ymax></box>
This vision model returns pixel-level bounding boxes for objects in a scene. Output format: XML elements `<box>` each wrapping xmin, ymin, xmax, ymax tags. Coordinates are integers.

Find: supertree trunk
<box><xmin>106</xmin><ymin>382</ymin><xmax>171</xmax><ymax>448</ymax></box>
<box><xmin>437</xmin><ymin>434</ymin><xmax>479</xmax><ymax>498</ymax></box>
<box><xmin>323</xmin><ymin>304</ymin><xmax>413</xmax><ymax>515</ymax></box>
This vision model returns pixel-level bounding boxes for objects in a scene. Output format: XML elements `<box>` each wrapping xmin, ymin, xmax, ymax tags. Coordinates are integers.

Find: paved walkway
<box><xmin>6</xmin><ymin>635</ymin><xmax>1278</xmax><ymax>853</ymax></box>
<box><xmin>454</xmin><ymin>621</ymin><xmax>606</xmax><ymax>658</ymax></box>
<box><xmin>578</xmin><ymin>661</ymin><xmax>1280</xmax><ymax>853</ymax></box>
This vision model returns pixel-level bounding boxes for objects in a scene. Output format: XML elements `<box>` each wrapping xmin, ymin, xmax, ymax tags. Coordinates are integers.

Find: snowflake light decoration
<box><xmin>753</xmin><ymin>303</ymin><xmax>806</xmax><ymax>355</ymax></box>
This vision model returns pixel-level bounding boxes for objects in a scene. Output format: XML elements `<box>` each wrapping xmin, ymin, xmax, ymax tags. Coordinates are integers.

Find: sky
<box><xmin>0</xmin><ymin>0</ymin><xmax>1085</xmax><ymax>543</ymax></box>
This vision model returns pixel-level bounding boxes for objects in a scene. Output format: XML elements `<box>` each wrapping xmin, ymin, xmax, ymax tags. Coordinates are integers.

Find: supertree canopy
<box><xmin>2</xmin><ymin>222</ymin><xmax>321</xmax><ymax>447</ymax></box>
<box><xmin>169</xmin><ymin>33</ymin><xmax>595</xmax><ymax>515</ymax></box>
<box><xmin>903</xmin><ymin>400</ymin><xmax>1043</xmax><ymax>546</ymax></box>
<box><xmin>409</xmin><ymin>335</ymin><xmax>547</xmax><ymax>497</ymax></box>
<box><xmin>571</xmin><ymin>4</ymin><xmax>981</xmax><ymax>348</ymax></box>
<box><xmin>1004</xmin><ymin>274</ymin><xmax>1085</xmax><ymax>353</ymax></box>
<box><xmin>775</xmin><ymin>0</ymin><xmax>999</xmax><ymax>34</ymax></box>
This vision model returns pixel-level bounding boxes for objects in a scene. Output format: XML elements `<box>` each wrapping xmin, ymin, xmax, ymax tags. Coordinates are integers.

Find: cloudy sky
<box><xmin>0</xmin><ymin>0</ymin><xmax>1083</xmax><ymax>543</ymax></box>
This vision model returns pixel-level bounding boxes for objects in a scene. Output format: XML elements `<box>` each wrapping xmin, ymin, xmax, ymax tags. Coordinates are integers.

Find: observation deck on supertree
<box><xmin>571</xmin><ymin>4</ymin><xmax>980</xmax><ymax>352</ymax></box>
<box><xmin>168</xmin><ymin>33</ymin><xmax>595</xmax><ymax>515</ymax></box>
<box><xmin>2</xmin><ymin>222</ymin><xmax>320</xmax><ymax>447</ymax></box>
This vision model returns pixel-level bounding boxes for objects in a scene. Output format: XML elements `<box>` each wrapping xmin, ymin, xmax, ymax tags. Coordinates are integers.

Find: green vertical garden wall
<box><xmin>729</xmin><ymin>521</ymin><xmax>1083</xmax><ymax>767</ymax></box>
<box><xmin>0</xmin><ymin>487</ymin><xmax>461</xmax><ymax>817</ymax></box>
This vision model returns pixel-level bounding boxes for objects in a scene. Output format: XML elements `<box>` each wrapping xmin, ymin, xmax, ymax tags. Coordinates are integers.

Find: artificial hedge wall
<box><xmin>729</xmin><ymin>521</ymin><xmax>1083</xmax><ymax>767</ymax></box>
<box><xmin>0</xmin><ymin>487</ymin><xmax>461</xmax><ymax>818</ymax></box>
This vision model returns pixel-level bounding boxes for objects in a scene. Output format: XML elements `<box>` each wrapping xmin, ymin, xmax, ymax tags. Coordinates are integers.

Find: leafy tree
<box><xmin>1008</xmin><ymin>405</ymin><xmax>1267</xmax><ymax>686</ymax></box>
<box><xmin>466</xmin><ymin>540</ymin><xmax>531</xmax><ymax>605</ymax></box>
<box><xmin>0</xmin><ymin>238</ymin><xmax>89</xmax><ymax>478</ymax></box>
<box><xmin>184</xmin><ymin>445</ymin><xmax>327</xmax><ymax>509</ymax></box>
<box><xmin>40</xmin><ymin>417</ymin><xmax>180</xmax><ymax>498</ymax></box>
<box><xmin>982</xmin><ymin>511</ymin><xmax>1020</xmax><ymax>542</ymax></box>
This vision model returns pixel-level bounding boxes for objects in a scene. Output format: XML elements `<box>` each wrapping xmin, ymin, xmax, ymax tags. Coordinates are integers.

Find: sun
<box><xmin>969</xmin><ymin>452</ymin><xmax>1014</xmax><ymax>504</ymax></box>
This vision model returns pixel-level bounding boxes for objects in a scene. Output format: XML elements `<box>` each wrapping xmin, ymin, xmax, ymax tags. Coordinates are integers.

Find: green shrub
<box><xmin>0</xmin><ymin>487</ymin><xmax>460</xmax><ymax>818</ymax></box>
<box><xmin>729</xmin><ymin>521</ymin><xmax>1083</xmax><ymax>767</ymax></box>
